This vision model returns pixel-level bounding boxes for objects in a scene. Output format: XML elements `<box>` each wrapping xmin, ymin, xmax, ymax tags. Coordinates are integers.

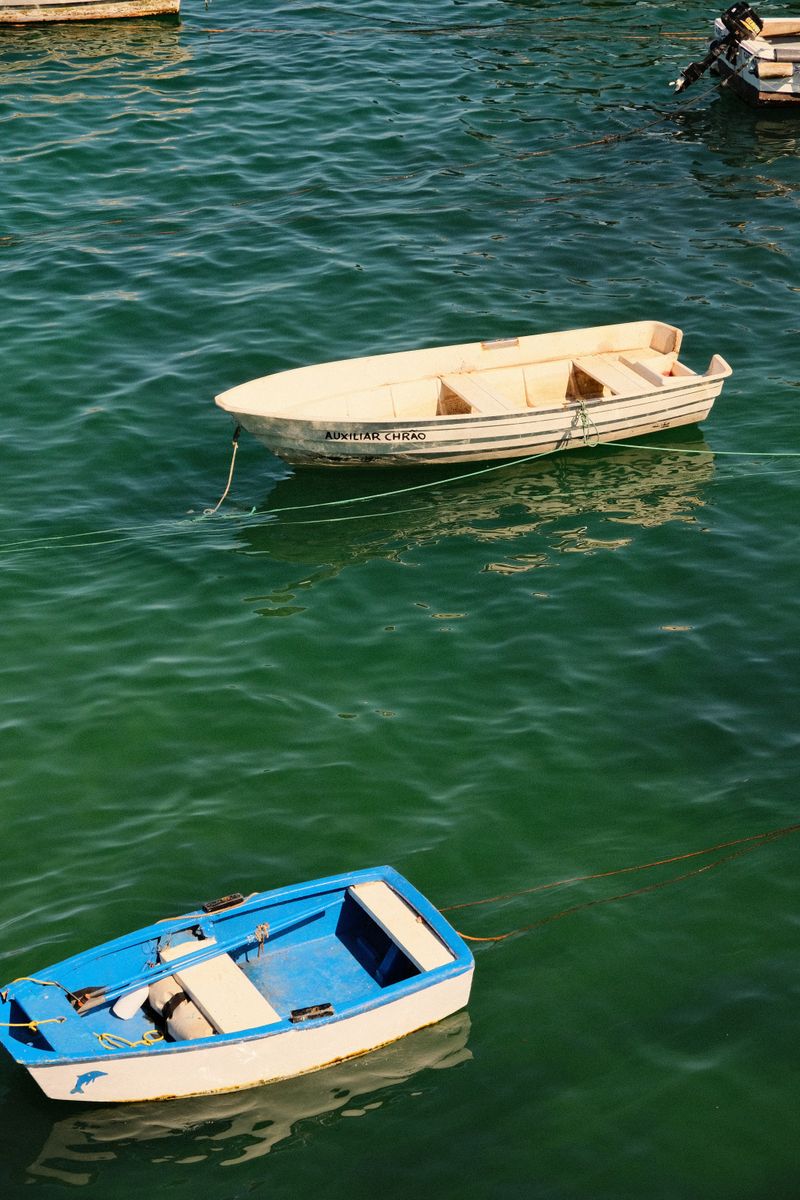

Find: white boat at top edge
<box><xmin>215</xmin><ymin>320</ymin><xmax>732</xmax><ymax>468</ymax></box>
<box><xmin>0</xmin><ymin>0</ymin><xmax>178</xmax><ymax>24</ymax></box>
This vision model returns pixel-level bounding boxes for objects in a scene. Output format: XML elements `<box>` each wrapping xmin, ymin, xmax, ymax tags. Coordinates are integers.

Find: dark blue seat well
<box><xmin>335</xmin><ymin>894</ymin><xmax>419</xmax><ymax>987</ymax></box>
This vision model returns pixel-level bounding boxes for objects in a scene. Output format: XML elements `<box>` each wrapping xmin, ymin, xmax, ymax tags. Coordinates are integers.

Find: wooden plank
<box><xmin>617</xmin><ymin>355</ymin><xmax>690</xmax><ymax>388</ymax></box>
<box><xmin>757</xmin><ymin>61</ymin><xmax>794</xmax><ymax>78</ymax></box>
<box><xmin>160</xmin><ymin>940</ymin><xmax>281</xmax><ymax>1034</ymax></box>
<box><xmin>760</xmin><ymin>20</ymin><xmax>800</xmax><ymax>36</ymax></box>
<box><xmin>440</xmin><ymin>372</ymin><xmax>517</xmax><ymax>415</ymax></box>
<box><xmin>572</xmin><ymin>355</ymin><xmax>646</xmax><ymax>396</ymax></box>
<box><xmin>349</xmin><ymin>881</ymin><xmax>454</xmax><ymax>973</ymax></box>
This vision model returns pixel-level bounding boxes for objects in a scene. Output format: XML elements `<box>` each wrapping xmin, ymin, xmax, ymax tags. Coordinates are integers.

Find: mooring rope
<box><xmin>208</xmin><ymin>438</ymin><xmax>800</xmax><ymax>524</ymax></box>
<box><xmin>612</xmin><ymin>442</ymin><xmax>800</xmax><ymax>458</ymax></box>
<box><xmin>0</xmin><ymin>438</ymin><xmax>798</xmax><ymax>560</ymax></box>
<box><xmin>204</xmin><ymin>425</ymin><xmax>241</xmax><ymax>516</ymax></box>
<box><xmin>245</xmin><ymin>447</ymin><xmax>560</xmax><ymax>515</ymax></box>
<box><xmin>576</xmin><ymin>400</ymin><xmax>600</xmax><ymax>447</ymax></box>
<box><xmin>442</xmin><ymin>822</ymin><xmax>800</xmax><ymax>943</ymax></box>
<box><xmin>0</xmin><ymin>976</ymin><xmax>77</xmax><ymax>1034</ymax></box>
<box><xmin>193</xmin><ymin>17</ymin><xmax>705</xmax><ymax>41</ymax></box>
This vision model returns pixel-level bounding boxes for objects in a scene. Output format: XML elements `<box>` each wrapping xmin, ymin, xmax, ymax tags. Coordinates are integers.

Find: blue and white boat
<box><xmin>0</xmin><ymin>867</ymin><xmax>473</xmax><ymax>1103</ymax></box>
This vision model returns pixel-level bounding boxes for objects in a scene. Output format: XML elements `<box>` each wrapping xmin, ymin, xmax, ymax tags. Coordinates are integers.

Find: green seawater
<box><xmin>1</xmin><ymin>1</ymin><xmax>799</xmax><ymax>1195</ymax></box>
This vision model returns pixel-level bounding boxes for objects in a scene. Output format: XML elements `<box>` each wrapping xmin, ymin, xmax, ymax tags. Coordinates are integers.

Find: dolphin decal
<box><xmin>70</xmin><ymin>1070</ymin><xmax>108</xmax><ymax>1095</ymax></box>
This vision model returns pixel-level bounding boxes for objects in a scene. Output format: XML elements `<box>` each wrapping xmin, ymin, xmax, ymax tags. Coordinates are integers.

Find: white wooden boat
<box><xmin>215</xmin><ymin>320</ymin><xmax>731</xmax><ymax>468</ymax></box>
<box><xmin>674</xmin><ymin>5</ymin><xmax>800</xmax><ymax>106</ymax></box>
<box><xmin>0</xmin><ymin>0</ymin><xmax>178</xmax><ymax>24</ymax></box>
<box><xmin>0</xmin><ymin>867</ymin><xmax>473</xmax><ymax>1103</ymax></box>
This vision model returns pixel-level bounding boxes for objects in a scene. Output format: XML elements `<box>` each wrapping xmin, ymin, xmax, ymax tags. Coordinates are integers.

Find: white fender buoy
<box><xmin>112</xmin><ymin>986</ymin><xmax>149</xmax><ymax>1021</ymax></box>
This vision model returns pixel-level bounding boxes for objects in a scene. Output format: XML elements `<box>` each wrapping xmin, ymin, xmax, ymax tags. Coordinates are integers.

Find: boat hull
<box><xmin>716</xmin><ymin>55</ymin><xmax>800</xmax><ymax>105</ymax></box>
<box><xmin>28</xmin><ymin>970</ymin><xmax>472</xmax><ymax>1103</ymax></box>
<box><xmin>230</xmin><ymin>377</ymin><xmax>725</xmax><ymax>467</ymax></box>
<box><xmin>0</xmin><ymin>0</ymin><xmax>178</xmax><ymax>23</ymax></box>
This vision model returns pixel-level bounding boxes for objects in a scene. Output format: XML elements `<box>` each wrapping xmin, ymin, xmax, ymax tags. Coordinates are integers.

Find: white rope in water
<box><xmin>0</xmin><ymin>439</ymin><xmax>797</xmax><ymax>559</ymax></box>
<box><xmin>204</xmin><ymin>426</ymin><xmax>241</xmax><ymax>516</ymax></box>
<box><xmin>229</xmin><ymin>442</ymin><xmax>800</xmax><ymax>519</ymax></box>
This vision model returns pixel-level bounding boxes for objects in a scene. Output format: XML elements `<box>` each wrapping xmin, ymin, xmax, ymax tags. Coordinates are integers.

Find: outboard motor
<box><xmin>672</xmin><ymin>3</ymin><xmax>763</xmax><ymax>93</ymax></box>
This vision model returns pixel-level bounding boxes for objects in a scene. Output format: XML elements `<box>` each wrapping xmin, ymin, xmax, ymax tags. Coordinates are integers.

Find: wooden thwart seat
<box><xmin>573</xmin><ymin>355</ymin><xmax>647</xmax><ymax>396</ymax></box>
<box><xmin>349</xmin><ymin>881</ymin><xmax>454</xmax><ymax>972</ymax></box>
<box><xmin>618</xmin><ymin>355</ymin><xmax>691</xmax><ymax>388</ymax></box>
<box><xmin>160</xmin><ymin>940</ymin><xmax>281</xmax><ymax>1034</ymax></box>
<box><xmin>440</xmin><ymin>372</ymin><xmax>517</xmax><ymax>415</ymax></box>
<box><xmin>753</xmin><ymin>24</ymin><xmax>800</xmax><ymax>60</ymax></box>
<box><xmin>760</xmin><ymin>20</ymin><xmax>800</xmax><ymax>37</ymax></box>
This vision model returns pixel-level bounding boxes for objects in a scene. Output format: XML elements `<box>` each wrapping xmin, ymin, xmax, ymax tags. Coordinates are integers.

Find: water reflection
<box><xmin>233</xmin><ymin>439</ymin><xmax>715</xmax><ymax>592</ymax></box>
<box><xmin>24</xmin><ymin>1012</ymin><xmax>470</xmax><ymax>1185</ymax></box>
<box><xmin>0</xmin><ymin>18</ymin><xmax>187</xmax><ymax>78</ymax></box>
<box><xmin>673</xmin><ymin>89</ymin><xmax>800</xmax><ymax>168</ymax></box>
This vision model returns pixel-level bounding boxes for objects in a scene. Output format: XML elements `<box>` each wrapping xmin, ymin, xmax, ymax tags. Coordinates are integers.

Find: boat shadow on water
<box><xmin>230</xmin><ymin>434</ymin><xmax>716</xmax><ymax>604</ymax></box>
<box><xmin>18</xmin><ymin>1012</ymin><xmax>471</xmax><ymax>1186</ymax></box>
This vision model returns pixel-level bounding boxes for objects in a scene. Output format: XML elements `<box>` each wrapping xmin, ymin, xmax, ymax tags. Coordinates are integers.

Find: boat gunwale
<box><xmin>231</xmin><ymin>380</ymin><xmax>727</xmax><ymax>465</ymax></box>
<box><xmin>234</xmin><ymin>372</ymin><xmax>728</xmax><ymax>432</ymax></box>
<box><xmin>19</xmin><ymin>962</ymin><xmax>474</xmax><ymax>1070</ymax></box>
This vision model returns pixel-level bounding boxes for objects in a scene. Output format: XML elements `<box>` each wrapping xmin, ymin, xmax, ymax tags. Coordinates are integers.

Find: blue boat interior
<box><xmin>241</xmin><ymin>890</ymin><xmax>419</xmax><ymax>1018</ymax></box>
<box><xmin>0</xmin><ymin>871</ymin><xmax>465</xmax><ymax>1065</ymax></box>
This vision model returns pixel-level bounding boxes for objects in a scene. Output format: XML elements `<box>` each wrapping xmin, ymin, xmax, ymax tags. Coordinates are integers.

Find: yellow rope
<box><xmin>0</xmin><ymin>1017</ymin><xmax>66</xmax><ymax>1032</ymax></box>
<box><xmin>0</xmin><ymin>976</ymin><xmax>71</xmax><ymax>1002</ymax></box>
<box><xmin>2</xmin><ymin>976</ymin><xmax>163</xmax><ymax>1046</ymax></box>
<box><xmin>93</xmin><ymin>1029</ymin><xmax>164</xmax><ymax>1052</ymax></box>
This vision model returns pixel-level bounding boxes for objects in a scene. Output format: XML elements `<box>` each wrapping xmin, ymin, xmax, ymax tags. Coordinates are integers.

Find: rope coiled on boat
<box><xmin>0</xmin><ymin>1017</ymin><xmax>66</xmax><ymax>1033</ymax></box>
<box><xmin>577</xmin><ymin>399</ymin><xmax>599</xmax><ymax>447</ymax></box>
<box><xmin>93</xmin><ymin>1029</ymin><xmax>164</xmax><ymax>1052</ymax></box>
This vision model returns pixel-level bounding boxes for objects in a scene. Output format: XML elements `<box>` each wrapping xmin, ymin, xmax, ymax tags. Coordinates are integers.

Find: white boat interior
<box><xmin>220</xmin><ymin>321</ymin><xmax>719</xmax><ymax>426</ymax></box>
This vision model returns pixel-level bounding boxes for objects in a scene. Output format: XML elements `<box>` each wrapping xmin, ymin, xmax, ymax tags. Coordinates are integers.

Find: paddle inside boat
<box><xmin>0</xmin><ymin>867</ymin><xmax>473</xmax><ymax>1103</ymax></box>
<box><xmin>215</xmin><ymin>319</ymin><xmax>731</xmax><ymax>467</ymax></box>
